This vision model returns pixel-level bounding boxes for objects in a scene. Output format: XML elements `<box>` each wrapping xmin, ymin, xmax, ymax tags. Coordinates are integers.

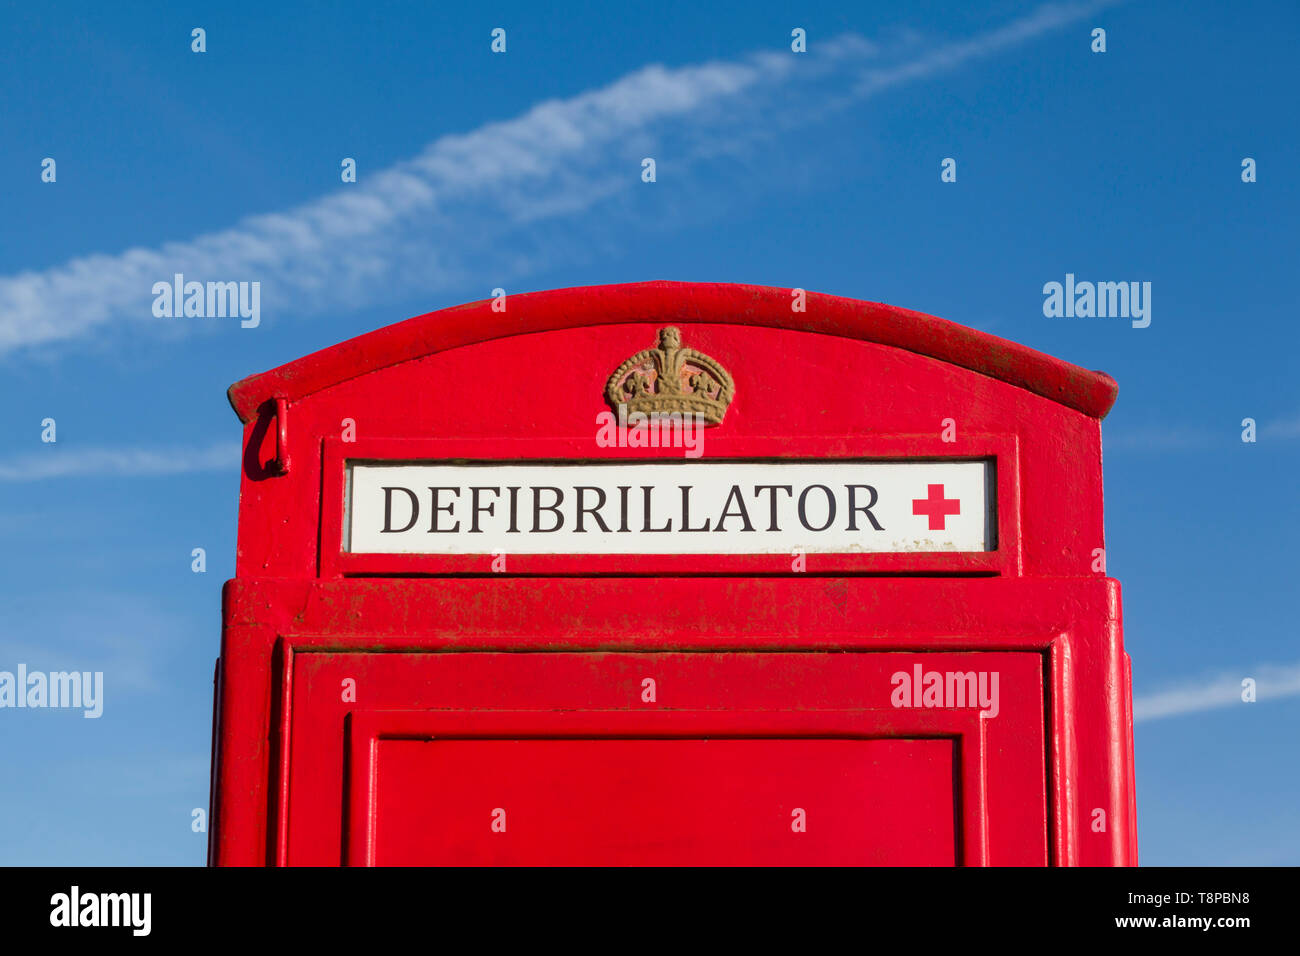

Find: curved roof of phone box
<box><xmin>227</xmin><ymin>281</ymin><xmax>1119</xmax><ymax>424</ymax></box>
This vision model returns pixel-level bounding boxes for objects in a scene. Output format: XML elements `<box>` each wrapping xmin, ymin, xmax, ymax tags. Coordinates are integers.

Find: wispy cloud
<box><xmin>849</xmin><ymin>0</ymin><xmax>1113</xmax><ymax>97</ymax></box>
<box><xmin>0</xmin><ymin>442</ymin><xmax>237</xmax><ymax>480</ymax></box>
<box><xmin>0</xmin><ymin>1</ymin><xmax>1116</xmax><ymax>356</ymax></box>
<box><xmin>1105</xmin><ymin>413</ymin><xmax>1300</xmax><ymax>452</ymax></box>
<box><xmin>1265</xmin><ymin>415</ymin><xmax>1300</xmax><ymax>439</ymax></box>
<box><xmin>1104</xmin><ymin>424</ymin><xmax>1218</xmax><ymax>452</ymax></box>
<box><xmin>1133</xmin><ymin>661</ymin><xmax>1300</xmax><ymax>723</ymax></box>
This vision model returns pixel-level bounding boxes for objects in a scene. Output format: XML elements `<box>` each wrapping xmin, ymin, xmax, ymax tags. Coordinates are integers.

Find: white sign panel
<box><xmin>346</xmin><ymin>460</ymin><xmax>993</xmax><ymax>555</ymax></box>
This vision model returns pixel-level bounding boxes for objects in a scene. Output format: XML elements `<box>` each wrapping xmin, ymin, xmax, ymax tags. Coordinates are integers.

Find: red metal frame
<box><xmin>210</xmin><ymin>281</ymin><xmax>1135</xmax><ymax>867</ymax></box>
<box><xmin>217</xmin><ymin>574</ymin><xmax>1127</xmax><ymax>866</ymax></box>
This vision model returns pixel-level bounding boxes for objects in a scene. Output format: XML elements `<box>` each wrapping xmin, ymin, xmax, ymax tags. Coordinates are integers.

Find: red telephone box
<box><xmin>208</xmin><ymin>281</ymin><xmax>1137</xmax><ymax>866</ymax></box>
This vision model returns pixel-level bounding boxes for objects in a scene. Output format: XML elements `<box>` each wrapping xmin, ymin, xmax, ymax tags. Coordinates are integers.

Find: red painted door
<box><xmin>282</xmin><ymin>651</ymin><xmax>1047</xmax><ymax>865</ymax></box>
<box><xmin>374</xmin><ymin>737</ymin><xmax>957</xmax><ymax>865</ymax></box>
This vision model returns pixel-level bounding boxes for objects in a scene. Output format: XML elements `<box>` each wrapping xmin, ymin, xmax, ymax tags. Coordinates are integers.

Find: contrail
<box><xmin>1133</xmin><ymin>661</ymin><xmax>1300</xmax><ymax>723</ymax></box>
<box><xmin>0</xmin><ymin>1</ymin><xmax>1116</xmax><ymax>356</ymax></box>
<box><xmin>0</xmin><ymin>442</ymin><xmax>238</xmax><ymax>480</ymax></box>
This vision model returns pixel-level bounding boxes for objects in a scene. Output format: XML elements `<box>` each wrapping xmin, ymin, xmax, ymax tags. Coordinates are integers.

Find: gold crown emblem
<box><xmin>605</xmin><ymin>327</ymin><xmax>735</xmax><ymax>425</ymax></box>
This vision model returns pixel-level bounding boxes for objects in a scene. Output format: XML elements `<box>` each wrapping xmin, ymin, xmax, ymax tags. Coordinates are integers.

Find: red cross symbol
<box><xmin>912</xmin><ymin>483</ymin><xmax>961</xmax><ymax>531</ymax></box>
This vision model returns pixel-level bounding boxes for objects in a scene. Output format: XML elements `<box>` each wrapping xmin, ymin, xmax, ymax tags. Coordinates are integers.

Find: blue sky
<box><xmin>1</xmin><ymin>0</ymin><xmax>1297</xmax><ymax>865</ymax></box>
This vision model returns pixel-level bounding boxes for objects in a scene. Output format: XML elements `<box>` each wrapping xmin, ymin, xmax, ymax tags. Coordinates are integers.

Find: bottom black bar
<box><xmin>0</xmin><ymin>866</ymin><xmax>1284</xmax><ymax>943</ymax></box>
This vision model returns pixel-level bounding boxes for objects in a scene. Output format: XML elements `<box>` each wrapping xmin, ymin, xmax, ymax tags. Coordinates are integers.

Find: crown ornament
<box><xmin>605</xmin><ymin>327</ymin><xmax>735</xmax><ymax>425</ymax></box>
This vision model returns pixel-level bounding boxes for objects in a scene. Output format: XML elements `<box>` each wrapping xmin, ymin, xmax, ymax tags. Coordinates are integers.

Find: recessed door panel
<box><xmin>284</xmin><ymin>652</ymin><xmax>1046</xmax><ymax>865</ymax></box>
<box><xmin>371</xmin><ymin>736</ymin><xmax>956</xmax><ymax>866</ymax></box>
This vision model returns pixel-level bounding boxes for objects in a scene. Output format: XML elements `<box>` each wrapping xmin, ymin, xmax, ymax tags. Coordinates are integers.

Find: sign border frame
<box><xmin>319</xmin><ymin>433</ymin><xmax>1022</xmax><ymax>577</ymax></box>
